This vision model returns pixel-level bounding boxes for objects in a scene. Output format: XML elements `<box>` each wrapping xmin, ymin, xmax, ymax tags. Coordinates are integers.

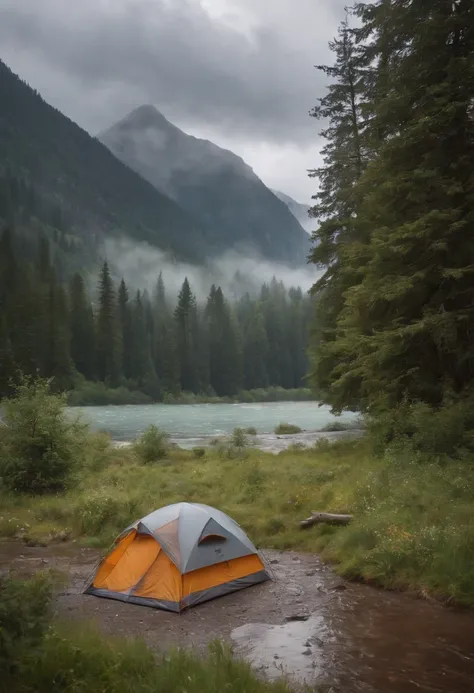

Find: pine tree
<box><xmin>206</xmin><ymin>285</ymin><xmax>242</xmax><ymax>396</ymax></box>
<box><xmin>242</xmin><ymin>305</ymin><xmax>269</xmax><ymax>390</ymax></box>
<box><xmin>69</xmin><ymin>273</ymin><xmax>96</xmax><ymax>380</ymax></box>
<box><xmin>308</xmin><ymin>16</ymin><xmax>369</xmax><ymax>404</ymax></box>
<box><xmin>96</xmin><ymin>262</ymin><xmax>120</xmax><ymax>385</ymax></box>
<box><xmin>332</xmin><ymin>0</ymin><xmax>474</xmax><ymax>413</ymax></box>
<box><xmin>118</xmin><ymin>278</ymin><xmax>132</xmax><ymax>380</ymax></box>
<box><xmin>174</xmin><ymin>277</ymin><xmax>199</xmax><ymax>392</ymax></box>
<box><xmin>0</xmin><ymin>314</ymin><xmax>15</xmax><ymax>397</ymax></box>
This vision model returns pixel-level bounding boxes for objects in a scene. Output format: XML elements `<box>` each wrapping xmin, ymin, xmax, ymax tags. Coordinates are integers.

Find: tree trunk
<box><xmin>300</xmin><ymin>512</ymin><xmax>353</xmax><ymax>529</ymax></box>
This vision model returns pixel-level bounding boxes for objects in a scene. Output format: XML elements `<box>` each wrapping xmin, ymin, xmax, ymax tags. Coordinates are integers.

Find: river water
<box><xmin>71</xmin><ymin>401</ymin><xmax>359</xmax><ymax>448</ymax></box>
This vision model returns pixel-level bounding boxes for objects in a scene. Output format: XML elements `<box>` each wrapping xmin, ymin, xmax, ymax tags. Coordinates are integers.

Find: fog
<box><xmin>102</xmin><ymin>237</ymin><xmax>321</xmax><ymax>303</ymax></box>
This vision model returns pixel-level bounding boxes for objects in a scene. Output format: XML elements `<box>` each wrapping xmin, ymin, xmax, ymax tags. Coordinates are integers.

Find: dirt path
<box><xmin>2</xmin><ymin>541</ymin><xmax>474</xmax><ymax>692</ymax></box>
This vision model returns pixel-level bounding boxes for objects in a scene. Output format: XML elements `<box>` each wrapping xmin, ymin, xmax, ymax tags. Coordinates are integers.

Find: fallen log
<box><xmin>300</xmin><ymin>512</ymin><xmax>353</xmax><ymax>529</ymax></box>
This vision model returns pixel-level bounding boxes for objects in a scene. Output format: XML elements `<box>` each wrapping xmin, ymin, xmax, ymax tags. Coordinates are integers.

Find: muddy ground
<box><xmin>2</xmin><ymin>541</ymin><xmax>474</xmax><ymax>693</ymax></box>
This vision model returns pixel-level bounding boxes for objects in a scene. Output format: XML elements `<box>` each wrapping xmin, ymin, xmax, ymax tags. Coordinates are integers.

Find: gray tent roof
<box><xmin>122</xmin><ymin>502</ymin><xmax>259</xmax><ymax>574</ymax></box>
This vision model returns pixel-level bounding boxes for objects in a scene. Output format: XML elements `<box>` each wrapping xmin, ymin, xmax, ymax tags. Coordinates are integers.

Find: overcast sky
<box><xmin>1</xmin><ymin>0</ymin><xmax>347</xmax><ymax>203</ymax></box>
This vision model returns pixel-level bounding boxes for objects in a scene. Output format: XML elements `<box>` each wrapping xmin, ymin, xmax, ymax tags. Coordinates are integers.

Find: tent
<box><xmin>84</xmin><ymin>502</ymin><xmax>270</xmax><ymax>612</ymax></box>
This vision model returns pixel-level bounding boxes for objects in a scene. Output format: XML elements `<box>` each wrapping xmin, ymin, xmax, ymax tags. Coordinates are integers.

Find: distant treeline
<box><xmin>0</xmin><ymin>227</ymin><xmax>313</xmax><ymax>402</ymax></box>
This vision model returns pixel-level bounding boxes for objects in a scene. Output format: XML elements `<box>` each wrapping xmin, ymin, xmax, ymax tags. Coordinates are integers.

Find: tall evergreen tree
<box><xmin>96</xmin><ymin>262</ymin><xmax>120</xmax><ymax>385</ymax></box>
<box><xmin>206</xmin><ymin>285</ymin><xmax>242</xmax><ymax>396</ymax></box>
<box><xmin>174</xmin><ymin>277</ymin><xmax>199</xmax><ymax>392</ymax></box>
<box><xmin>69</xmin><ymin>273</ymin><xmax>96</xmax><ymax>380</ymax></box>
<box><xmin>118</xmin><ymin>278</ymin><xmax>132</xmax><ymax>380</ymax></box>
<box><xmin>308</xmin><ymin>16</ymin><xmax>369</xmax><ymax>404</ymax></box>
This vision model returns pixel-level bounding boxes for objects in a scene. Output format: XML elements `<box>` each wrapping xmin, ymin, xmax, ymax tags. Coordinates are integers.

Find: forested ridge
<box><xmin>0</xmin><ymin>59</ymin><xmax>208</xmax><ymax>264</ymax></box>
<box><xmin>0</xmin><ymin>225</ymin><xmax>312</xmax><ymax>403</ymax></box>
<box><xmin>309</xmin><ymin>0</ymin><xmax>474</xmax><ymax>449</ymax></box>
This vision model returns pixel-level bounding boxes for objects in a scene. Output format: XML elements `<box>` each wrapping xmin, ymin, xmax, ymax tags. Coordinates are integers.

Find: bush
<box><xmin>216</xmin><ymin>428</ymin><xmax>250</xmax><ymax>460</ymax></box>
<box><xmin>243</xmin><ymin>427</ymin><xmax>257</xmax><ymax>435</ymax></box>
<box><xmin>319</xmin><ymin>419</ymin><xmax>363</xmax><ymax>432</ymax></box>
<box><xmin>0</xmin><ymin>376</ymin><xmax>87</xmax><ymax>494</ymax></box>
<box><xmin>67</xmin><ymin>381</ymin><xmax>152</xmax><ymax>406</ymax></box>
<box><xmin>192</xmin><ymin>447</ymin><xmax>206</xmax><ymax>459</ymax></box>
<box><xmin>274</xmin><ymin>423</ymin><xmax>302</xmax><ymax>435</ymax></box>
<box><xmin>0</xmin><ymin>573</ymin><xmax>52</xmax><ymax>683</ymax></box>
<box><xmin>133</xmin><ymin>425</ymin><xmax>170</xmax><ymax>463</ymax></box>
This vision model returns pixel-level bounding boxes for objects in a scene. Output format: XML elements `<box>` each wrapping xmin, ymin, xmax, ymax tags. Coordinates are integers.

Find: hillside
<box><xmin>272</xmin><ymin>189</ymin><xmax>312</xmax><ymax>233</ymax></box>
<box><xmin>100</xmin><ymin>106</ymin><xmax>310</xmax><ymax>265</ymax></box>
<box><xmin>0</xmin><ymin>60</ymin><xmax>207</xmax><ymax>263</ymax></box>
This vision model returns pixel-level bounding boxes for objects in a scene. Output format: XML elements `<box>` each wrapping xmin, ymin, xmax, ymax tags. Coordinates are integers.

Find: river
<box><xmin>71</xmin><ymin>401</ymin><xmax>360</xmax><ymax>449</ymax></box>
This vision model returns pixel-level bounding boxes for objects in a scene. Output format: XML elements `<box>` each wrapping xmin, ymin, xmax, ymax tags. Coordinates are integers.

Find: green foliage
<box><xmin>0</xmin><ymin>573</ymin><xmax>52</xmax><ymax>685</ymax></box>
<box><xmin>274</xmin><ymin>423</ymin><xmax>302</xmax><ymax>435</ymax></box>
<box><xmin>0</xmin><ymin>376</ymin><xmax>86</xmax><ymax>494</ymax></box>
<box><xmin>192</xmin><ymin>447</ymin><xmax>206</xmax><ymax>459</ymax></box>
<box><xmin>133</xmin><ymin>425</ymin><xmax>170</xmax><ymax>463</ymax></box>
<box><xmin>243</xmin><ymin>426</ymin><xmax>257</xmax><ymax>435</ymax></box>
<box><xmin>309</xmin><ymin>3</ymin><xmax>474</xmax><ymax>418</ymax></box>
<box><xmin>67</xmin><ymin>381</ymin><xmax>152</xmax><ymax>406</ymax></box>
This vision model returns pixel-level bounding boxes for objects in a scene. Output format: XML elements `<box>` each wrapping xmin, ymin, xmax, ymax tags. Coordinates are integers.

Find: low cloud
<box><xmin>102</xmin><ymin>238</ymin><xmax>320</xmax><ymax>303</ymax></box>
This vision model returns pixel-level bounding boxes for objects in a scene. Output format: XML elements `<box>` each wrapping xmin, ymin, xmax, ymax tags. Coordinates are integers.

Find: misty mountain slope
<box><xmin>0</xmin><ymin>60</ymin><xmax>207</xmax><ymax>263</ymax></box>
<box><xmin>272</xmin><ymin>189</ymin><xmax>312</xmax><ymax>234</ymax></box>
<box><xmin>100</xmin><ymin>106</ymin><xmax>310</xmax><ymax>265</ymax></box>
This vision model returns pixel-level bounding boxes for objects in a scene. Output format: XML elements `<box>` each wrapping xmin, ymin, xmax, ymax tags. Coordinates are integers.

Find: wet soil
<box><xmin>1</xmin><ymin>541</ymin><xmax>474</xmax><ymax>692</ymax></box>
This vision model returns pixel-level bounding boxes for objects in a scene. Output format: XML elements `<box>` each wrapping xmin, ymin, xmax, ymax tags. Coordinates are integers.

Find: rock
<box><xmin>302</xmin><ymin>648</ymin><xmax>312</xmax><ymax>656</ymax></box>
<box><xmin>287</xmin><ymin>586</ymin><xmax>303</xmax><ymax>596</ymax></box>
<box><xmin>270</xmin><ymin>559</ymin><xmax>279</xmax><ymax>565</ymax></box>
<box><xmin>330</xmin><ymin>583</ymin><xmax>347</xmax><ymax>592</ymax></box>
<box><xmin>305</xmin><ymin>570</ymin><xmax>317</xmax><ymax>576</ymax></box>
<box><xmin>285</xmin><ymin>613</ymin><xmax>310</xmax><ymax>622</ymax></box>
<box><xmin>274</xmin><ymin>655</ymin><xmax>280</xmax><ymax>660</ymax></box>
<box><xmin>304</xmin><ymin>640</ymin><xmax>312</xmax><ymax>648</ymax></box>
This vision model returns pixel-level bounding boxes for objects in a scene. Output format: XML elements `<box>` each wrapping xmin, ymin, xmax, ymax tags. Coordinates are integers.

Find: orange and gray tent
<box><xmin>84</xmin><ymin>502</ymin><xmax>270</xmax><ymax>612</ymax></box>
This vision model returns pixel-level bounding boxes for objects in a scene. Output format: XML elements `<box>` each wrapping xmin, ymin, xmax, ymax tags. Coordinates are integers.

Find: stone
<box><xmin>302</xmin><ymin>648</ymin><xmax>312</xmax><ymax>656</ymax></box>
<box><xmin>284</xmin><ymin>613</ymin><xmax>310</xmax><ymax>622</ymax></box>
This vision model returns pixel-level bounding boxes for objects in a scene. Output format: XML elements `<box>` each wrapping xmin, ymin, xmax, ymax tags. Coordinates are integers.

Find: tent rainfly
<box><xmin>84</xmin><ymin>502</ymin><xmax>270</xmax><ymax>612</ymax></box>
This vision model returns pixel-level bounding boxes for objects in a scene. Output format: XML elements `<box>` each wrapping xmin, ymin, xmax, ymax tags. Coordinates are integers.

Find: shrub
<box><xmin>274</xmin><ymin>423</ymin><xmax>302</xmax><ymax>435</ymax></box>
<box><xmin>319</xmin><ymin>418</ymin><xmax>364</xmax><ymax>432</ymax></box>
<box><xmin>0</xmin><ymin>574</ymin><xmax>52</xmax><ymax>682</ymax></box>
<box><xmin>0</xmin><ymin>376</ymin><xmax>87</xmax><ymax>494</ymax></box>
<box><xmin>216</xmin><ymin>428</ymin><xmax>250</xmax><ymax>460</ymax></box>
<box><xmin>243</xmin><ymin>426</ymin><xmax>257</xmax><ymax>435</ymax></box>
<box><xmin>192</xmin><ymin>447</ymin><xmax>206</xmax><ymax>459</ymax></box>
<box><xmin>133</xmin><ymin>425</ymin><xmax>170</xmax><ymax>463</ymax></box>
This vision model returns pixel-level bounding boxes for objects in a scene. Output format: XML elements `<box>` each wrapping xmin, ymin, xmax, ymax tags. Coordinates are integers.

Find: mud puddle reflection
<box><xmin>232</xmin><ymin>615</ymin><xmax>327</xmax><ymax>682</ymax></box>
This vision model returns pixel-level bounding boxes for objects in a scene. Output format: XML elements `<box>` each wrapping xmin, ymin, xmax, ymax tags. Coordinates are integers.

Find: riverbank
<box><xmin>2</xmin><ymin>434</ymin><xmax>474</xmax><ymax>608</ymax></box>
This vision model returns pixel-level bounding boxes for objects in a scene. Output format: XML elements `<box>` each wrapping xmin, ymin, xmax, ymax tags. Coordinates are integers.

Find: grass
<box><xmin>2</xmin><ymin>431</ymin><xmax>474</xmax><ymax>606</ymax></box>
<box><xmin>275</xmin><ymin>423</ymin><xmax>303</xmax><ymax>435</ymax></box>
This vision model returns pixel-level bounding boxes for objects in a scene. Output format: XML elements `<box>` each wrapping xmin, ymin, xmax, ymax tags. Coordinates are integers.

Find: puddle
<box><xmin>231</xmin><ymin>615</ymin><xmax>327</xmax><ymax>682</ymax></box>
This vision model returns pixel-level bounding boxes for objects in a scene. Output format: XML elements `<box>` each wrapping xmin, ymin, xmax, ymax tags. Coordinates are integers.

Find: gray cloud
<box><xmin>0</xmin><ymin>0</ymin><xmax>346</xmax><ymax>145</ymax></box>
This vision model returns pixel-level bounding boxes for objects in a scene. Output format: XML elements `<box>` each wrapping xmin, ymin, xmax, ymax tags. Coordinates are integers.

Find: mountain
<box><xmin>0</xmin><ymin>60</ymin><xmax>207</xmax><ymax>263</ymax></box>
<box><xmin>272</xmin><ymin>190</ymin><xmax>313</xmax><ymax>234</ymax></box>
<box><xmin>99</xmin><ymin>106</ymin><xmax>310</xmax><ymax>265</ymax></box>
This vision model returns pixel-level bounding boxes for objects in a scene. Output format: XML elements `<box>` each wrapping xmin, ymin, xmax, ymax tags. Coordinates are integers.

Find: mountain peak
<box><xmin>114</xmin><ymin>104</ymin><xmax>174</xmax><ymax>132</ymax></box>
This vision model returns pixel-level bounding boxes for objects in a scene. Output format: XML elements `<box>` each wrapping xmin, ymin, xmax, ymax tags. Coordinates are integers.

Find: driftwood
<box><xmin>300</xmin><ymin>512</ymin><xmax>353</xmax><ymax>529</ymax></box>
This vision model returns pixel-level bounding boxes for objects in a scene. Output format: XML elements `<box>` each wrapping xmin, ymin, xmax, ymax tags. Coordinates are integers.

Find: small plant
<box><xmin>133</xmin><ymin>425</ymin><xmax>169</xmax><ymax>463</ymax></box>
<box><xmin>274</xmin><ymin>423</ymin><xmax>302</xmax><ymax>435</ymax></box>
<box><xmin>243</xmin><ymin>426</ymin><xmax>257</xmax><ymax>435</ymax></box>
<box><xmin>192</xmin><ymin>447</ymin><xmax>206</xmax><ymax>459</ymax></box>
<box><xmin>319</xmin><ymin>419</ymin><xmax>363</xmax><ymax>432</ymax></box>
<box><xmin>230</xmin><ymin>427</ymin><xmax>249</xmax><ymax>449</ymax></box>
